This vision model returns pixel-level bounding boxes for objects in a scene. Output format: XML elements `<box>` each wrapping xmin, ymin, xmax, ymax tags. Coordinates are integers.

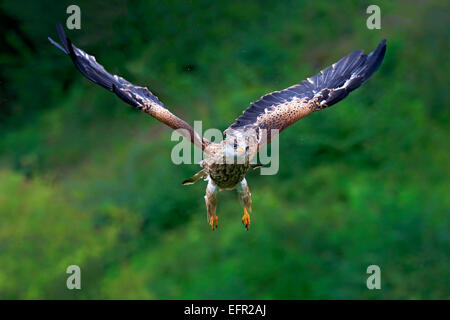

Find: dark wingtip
<box><xmin>363</xmin><ymin>39</ymin><xmax>387</xmax><ymax>80</ymax></box>
<box><xmin>48</xmin><ymin>24</ymin><xmax>70</xmax><ymax>54</ymax></box>
<box><xmin>48</xmin><ymin>36</ymin><xmax>66</xmax><ymax>53</ymax></box>
<box><xmin>377</xmin><ymin>39</ymin><xmax>387</xmax><ymax>57</ymax></box>
<box><xmin>65</xmin><ymin>37</ymin><xmax>77</xmax><ymax>61</ymax></box>
<box><xmin>56</xmin><ymin>24</ymin><xmax>69</xmax><ymax>49</ymax></box>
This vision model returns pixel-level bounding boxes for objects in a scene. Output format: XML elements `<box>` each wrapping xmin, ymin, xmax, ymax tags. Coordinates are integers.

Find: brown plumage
<box><xmin>227</xmin><ymin>39</ymin><xmax>387</xmax><ymax>146</ymax></box>
<box><xmin>49</xmin><ymin>24</ymin><xmax>386</xmax><ymax>230</ymax></box>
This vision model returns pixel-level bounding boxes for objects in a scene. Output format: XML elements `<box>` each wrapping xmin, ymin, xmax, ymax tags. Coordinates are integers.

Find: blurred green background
<box><xmin>0</xmin><ymin>0</ymin><xmax>448</xmax><ymax>299</ymax></box>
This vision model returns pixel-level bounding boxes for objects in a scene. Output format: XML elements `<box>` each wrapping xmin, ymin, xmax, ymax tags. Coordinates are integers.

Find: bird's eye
<box><xmin>245</xmin><ymin>145</ymin><xmax>249</xmax><ymax>151</ymax></box>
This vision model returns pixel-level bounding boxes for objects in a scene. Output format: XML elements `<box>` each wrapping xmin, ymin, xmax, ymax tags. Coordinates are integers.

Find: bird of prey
<box><xmin>49</xmin><ymin>24</ymin><xmax>386</xmax><ymax>230</ymax></box>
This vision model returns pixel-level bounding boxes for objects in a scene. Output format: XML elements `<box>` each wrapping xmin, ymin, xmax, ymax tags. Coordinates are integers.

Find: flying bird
<box><xmin>49</xmin><ymin>24</ymin><xmax>386</xmax><ymax>230</ymax></box>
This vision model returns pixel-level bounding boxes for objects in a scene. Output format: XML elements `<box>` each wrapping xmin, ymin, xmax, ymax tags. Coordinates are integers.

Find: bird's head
<box><xmin>224</xmin><ymin>136</ymin><xmax>250</xmax><ymax>164</ymax></box>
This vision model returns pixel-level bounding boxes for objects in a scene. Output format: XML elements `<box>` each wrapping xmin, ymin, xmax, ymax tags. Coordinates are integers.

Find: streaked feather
<box><xmin>49</xmin><ymin>24</ymin><xmax>209</xmax><ymax>150</ymax></box>
<box><xmin>226</xmin><ymin>40</ymin><xmax>387</xmax><ymax>146</ymax></box>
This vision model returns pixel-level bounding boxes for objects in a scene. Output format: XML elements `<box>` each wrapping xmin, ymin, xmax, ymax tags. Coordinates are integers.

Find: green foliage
<box><xmin>0</xmin><ymin>0</ymin><xmax>448</xmax><ymax>299</ymax></box>
<box><xmin>0</xmin><ymin>170</ymin><xmax>141</xmax><ymax>298</ymax></box>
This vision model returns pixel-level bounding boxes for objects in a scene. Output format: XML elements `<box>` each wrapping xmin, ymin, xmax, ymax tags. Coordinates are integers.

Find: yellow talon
<box><xmin>209</xmin><ymin>216</ymin><xmax>218</xmax><ymax>230</ymax></box>
<box><xmin>242</xmin><ymin>208</ymin><xmax>251</xmax><ymax>230</ymax></box>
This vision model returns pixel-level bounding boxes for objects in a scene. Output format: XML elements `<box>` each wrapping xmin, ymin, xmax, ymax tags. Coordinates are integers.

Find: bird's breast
<box><xmin>209</xmin><ymin>164</ymin><xmax>249</xmax><ymax>189</ymax></box>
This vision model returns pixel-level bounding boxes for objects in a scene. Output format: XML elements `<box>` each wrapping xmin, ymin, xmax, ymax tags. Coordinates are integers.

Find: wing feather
<box><xmin>226</xmin><ymin>40</ymin><xmax>387</xmax><ymax>145</ymax></box>
<box><xmin>49</xmin><ymin>24</ymin><xmax>209</xmax><ymax>150</ymax></box>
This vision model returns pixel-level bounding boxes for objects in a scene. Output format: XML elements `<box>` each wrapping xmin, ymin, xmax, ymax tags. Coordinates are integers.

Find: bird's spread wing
<box><xmin>49</xmin><ymin>24</ymin><xmax>209</xmax><ymax>150</ymax></box>
<box><xmin>225</xmin><ymin>39</ymin><xmax>386</xmax><ymax>145</ymax></box>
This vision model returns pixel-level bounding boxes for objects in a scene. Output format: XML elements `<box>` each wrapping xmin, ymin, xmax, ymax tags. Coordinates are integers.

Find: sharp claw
<box><xmin>209</xmin><ymin>216</ymin><xmax>218</xmax><ymax>230</ymax></box>
<box><xmin>242</xmin><ymin>208</ymin><xmax>251</xmax><ymax>230</ymax></box>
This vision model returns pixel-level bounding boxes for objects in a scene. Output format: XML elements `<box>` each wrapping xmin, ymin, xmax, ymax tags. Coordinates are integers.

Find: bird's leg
<box><xmin>237</xmin><ymin>178</ymin><xmax>252</xmax><ymax>230</ymax></box>
<box><xmin>204</xmin><ymin>178</ymin><xmax>219</xmax><ymax>230</ymax></box>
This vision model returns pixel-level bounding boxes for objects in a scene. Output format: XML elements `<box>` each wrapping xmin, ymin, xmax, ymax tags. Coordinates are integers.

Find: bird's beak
<box><xmin>235</xmin><ymin>147</ymin><xmax>245</xmax><ymax>154</ymax></box>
